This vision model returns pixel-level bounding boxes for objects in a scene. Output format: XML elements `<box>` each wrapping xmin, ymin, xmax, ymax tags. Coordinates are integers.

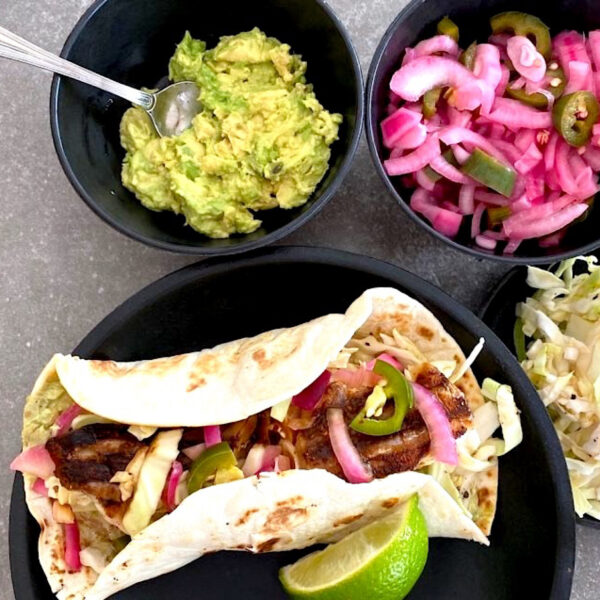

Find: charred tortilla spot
<box><xmin>333</xmin><ymin>513</ymin><xmax>364</xmax><ymax>527</ymax></box>
<box><xmin>257</xmin><ymin>537</ymin><xmax>281</xmax><ymax>552</ymax></box>
<box><xmin>263</xmin><ymin>506</ymin><xmax>309</xmax><ymax>534</ymax></box>
<box><xmin>235</xmin><ymin>508</ymin><xmax>259</xmax><ymax>526</ymax></box>
<box><xmin>382</xmin><ymin>498</ymin><xmax>400</xmax><ymax>509</ymax></box>
<box><xmin>89</xmin><ymin>360</ymin><xmax>129</xmax><ymax>377</ymax></box>
<box><xmin>478</xmin><ymin>488</ymin><xmax>491</xmax><ymax>503</ymax></box>
<box><xmin>276</xmin><ymin>495</ymin><xmax>302</xmax><ymax>507</ymax></box>
<box><xmin>186</xmin><ymin>376</ymin><xmax>206</xmax><ymax>393</ymax></box>
<box><xmin>417</xmin><ymin>326</ymin><xmax>434</xmax><ymax>340</ymax></box>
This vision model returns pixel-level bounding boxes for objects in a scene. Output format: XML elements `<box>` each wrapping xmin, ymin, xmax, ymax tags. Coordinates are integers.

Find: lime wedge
<box><xmin>279</xmin><ymin>495</ymin><xmax>428</xmax><ymax>600</ymax></box>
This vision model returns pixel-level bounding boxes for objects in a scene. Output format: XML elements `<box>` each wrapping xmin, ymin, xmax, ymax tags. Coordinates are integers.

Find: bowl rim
<box><xmin>364</xmin><ymin>2</ymin><xmax>600</xmax><ymax>265</ymax></box>
<box><xmin>49</xmin><ymin>0</ymin><xmax>364</xmax><ymax>256</ymax></box>
<box><xmin>9</xmin><ymin>244</ymin><xmax>575</xmax><ymax>600</ymax></box>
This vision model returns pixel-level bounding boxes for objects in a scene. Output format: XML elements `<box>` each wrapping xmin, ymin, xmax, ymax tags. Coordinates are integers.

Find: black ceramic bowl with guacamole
<box><xmin>50</xmin><ymin>0</ymin><xmax>363</xmax><ymax>255</ymax></box>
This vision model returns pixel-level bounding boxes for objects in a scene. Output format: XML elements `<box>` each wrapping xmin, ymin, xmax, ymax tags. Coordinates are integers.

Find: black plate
<box><xmin>480</xmin><ymin>262</ymin><xmax>600</xmax><ymax>529</ymax></box>
<box><xmin>10</xmin><ymin>246</ymin><xmax>574</xmax><ymax>599</ymax></box>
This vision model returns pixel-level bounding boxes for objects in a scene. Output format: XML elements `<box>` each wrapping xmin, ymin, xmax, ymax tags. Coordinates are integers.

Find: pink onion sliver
<box><xmin>10</xmin><ymin>445</ymin><xmax>56</xmax><ymax>479</ymax></box>
<box><xmin>554</xmin><ymin>31</ymin><xmax>593</xmax><ymax>87</ymax></box>
<box><xmin>514</xmin><ymin>129</ymin><xmax>537</xmax><ymax>152</ymax></box>
<box><xmin>429</xmin><ymin>155</ymin><xmax>472</xmax><ymax>184</ymax></box>
<box><xmin>327</xmin><ymin>408</ymin><xmax>373</xmax><ymax>483</ymax></box>
<box><xmin>390</xmin><ymin>56</ymin><xmax>484</xmax><ymax>108</ymax></box>
<box><xmin>55</xmin><ymin>405</ymin><xmax>83</xmax><ymax>436</ymax></box>
<box><xmin>413</xmin><ymin>34</ymin><xmax>459</xmax><ymax>58</ymax></box>
<box><xmin>515</xmin><ymin>142</ymin><xmax>543</xmax><ymax>174</ymax></box>
<box><xmin>415</xmin><ymin>169</ymin><xmax>436</xmax><ymax>191</ymax></box>
<box><xmin>504</xmin><ymin>239</ymin><xmax>522</xmax><ymax>254</ymax></box>
<box><xmin>459</xmin><ymin>184</ymin><xmax>476</xmax><ymax>215</ymax></box>
<box><xmin>471</xmin><ymin>202</ymin><xmax>486</xmax><ymax>239</ymax></box>
<box><xmin>475</xmin><ymin>235</ymin><xmax>497</xmax><ymax>250</ymax></box>
<box><xmin>365</xmin><ymin>353</ymin><xmax>403</xmax><ymax>371</ymax></box>
<box><xmin>165</xmin><ymin>460</ymin><xmax>183</xmax><ymax>512</ymax></box>
<box><xmin>439</xmin><ymin>126</ymin><xmax>509</xmax><ymax>164</ymax></box>
<box><xmin>507</xmin><ymin>36</ymin><xmax>546</xmax><ymax>82</ymax></box>
<box><xmin>474</xmin><ymin>44</ymin><xmax>503</xmax><ymax>91</ymax></box>
<box><xmin>381</xmin><ymin>107</ymin><xmax>422</xmax><ymax>148</ymax></box>
<box><xmin>555</xmin><ymin>139</ymin><xmax>578</xmax><ymax>196</ymax></box>
<box><xmin>411</xmin><ymin>190</ymin><xmax>463</xmax><ymax>237</ymax></box>
<box><xmin>491</xmin><ymin>139</ymin><xmax>522</xmax><ymax>164</ymax></box>
<box><xmin>331</xmin><ymin>367</ymin><xmax>381</xmax><ymax>388</ymax></box>
<box><xmin>447</xmin><ymin>106</ymin><xmax>472</xmax><ymax>128</ymax></box>
<box><xmin>583</xmin><ymin>145</ymin><xmax>600</xmax><ymax>171</ymax></box>
<box><xmin>489</xmin><ymin>124</ymin><xmax>506</xmax><ymax>140</ymax></box>
<box><xmin>588</xmin><ymin>31</ymin><xmax>600</xmax><ymax>72</ymax></box>
<box><xmin>497</xmin><ymin>64</ymin><xmax>510</xmax><ymax>95</ymax></box>
<box><xmin>565</xmin><ymin>60</ymin><xmax>592</xmax><ymax>94</ymax></box>
<box><xmin>504</xmin><ymin>195</ymin><xmax>576</xmax><ymax>231</ymax></box>
<box><xmin>525</xmin><ymin>170</ymin><xmax>545</xmax><ymax>201</ymax></box>
<box><xmin>384</xmin><ymin>135</ymin><xmax>441</xmax><ymax>176</ymax></box>
<box><xmin>568</xmin><ymin>149</ymin><xmax>587</xmax><ymax>173</ymax></box>
<box><xmin>451</xmin><ymin>144</ymin><xmax>471</xmax><ymax>164</ymax></box>
<box><xmin>393</xmin><ymin>123</ymin><xmax>428</xmax><ymax>151</ymax></box>
<box><xmin>487</xmin><ymin>97</ymin><xmax>552</xmax><ymax>130</ymax></box>
<box><xmin>544</xmin><ymin>131</ymin><xmax>559</xmax><ymax>170</ymax></box>
<box><xmin>64</xmin><ymin>522</ymin><xmax>81</xmax><ymax>572</ymax></box>
<box><xmin>511</xmin><ymin>194</ymin><xmax>532</xmax><ymax>212</ymax></box>
<box><xmin>292</xmin><ymin>370</ymin><xmax>331</xmax><ymax>411</ymax></box>
<box><xmin>412</xmin><ymin>383</ymin><xmax>458</xmax><ymax>465</ymax></box>
<box><xmin>203</xmin><ymin>425</ymin><xmax>221</xmax><ymax>448</ymax></box>
<box><xmin>32</xmin><ymin>478</ymin><xmax>48</xmax><ymax>497</ymax></box>
<box><xmin>504</xmin><ymin>203</ymin><xmax>588</xmax><ymax>239</ymax></box>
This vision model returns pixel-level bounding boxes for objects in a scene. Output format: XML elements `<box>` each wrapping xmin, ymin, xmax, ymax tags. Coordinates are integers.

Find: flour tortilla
<box><xmin>20</xmin><ymin>288</ymin><xmax>492</xmax><ymax>600</ymax></box>
<box><xmin>54</xmin><ymin>288</ymin><xmax>482</xmax><ymax>426</ymax></box>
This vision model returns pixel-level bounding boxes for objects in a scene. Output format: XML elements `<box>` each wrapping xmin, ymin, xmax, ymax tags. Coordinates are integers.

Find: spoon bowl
<box><xmin>150</xmin><ymin>81</ymin><xmax>202</xmax><ymax>137</ymax></box>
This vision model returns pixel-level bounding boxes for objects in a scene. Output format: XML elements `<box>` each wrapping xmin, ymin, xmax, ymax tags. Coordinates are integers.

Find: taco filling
<box><xmin>10</xmin><ymin>288</ymin><xmax>522</xmax><ymax>600</ymax></box>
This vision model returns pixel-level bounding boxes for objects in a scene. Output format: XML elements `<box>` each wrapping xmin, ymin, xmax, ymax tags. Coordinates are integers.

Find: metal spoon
<box><xmin>0</xmin><ymin>25</ymin><xmax>201</xmax><ymax>137</ymax></box>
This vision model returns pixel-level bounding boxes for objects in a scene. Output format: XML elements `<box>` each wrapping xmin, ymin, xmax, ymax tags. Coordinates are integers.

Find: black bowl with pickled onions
<box><xmin>366</xmin><ymin>0</ymin><xmax>600</xmax><ymax>264</ymax></box>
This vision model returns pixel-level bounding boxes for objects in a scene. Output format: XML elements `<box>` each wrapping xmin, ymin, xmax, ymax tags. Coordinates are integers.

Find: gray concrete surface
<box><xmin>0</xmin><ymin>0</ymin><xmax>597</xmax><ymax>598</ymax></box>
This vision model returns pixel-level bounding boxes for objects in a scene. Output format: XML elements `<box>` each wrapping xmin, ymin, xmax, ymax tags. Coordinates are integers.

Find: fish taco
<box><xmin>11</xmin><ymin>288</ymin><xmax>522</xmax><ymax>600</ymax></box>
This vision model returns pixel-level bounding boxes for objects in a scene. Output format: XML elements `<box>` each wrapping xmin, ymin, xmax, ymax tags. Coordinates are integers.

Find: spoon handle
<box><xmin>0</xmin><ymin>26</ymin><xmax>154</xmax><ymax>109</ymax></box>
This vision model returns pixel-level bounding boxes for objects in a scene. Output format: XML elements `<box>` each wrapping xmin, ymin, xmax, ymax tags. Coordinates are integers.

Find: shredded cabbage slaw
<box><xmin>518</xmin><ymin>256</ymin><xmax>600</xmax><ymax>518</ymax></box>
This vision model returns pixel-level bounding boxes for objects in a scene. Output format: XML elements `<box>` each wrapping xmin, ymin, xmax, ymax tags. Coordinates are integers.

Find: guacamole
<box><xmin>120</xmin><ymin>29</ymin><xmax>342</xmax><ymax>238</ymax></box>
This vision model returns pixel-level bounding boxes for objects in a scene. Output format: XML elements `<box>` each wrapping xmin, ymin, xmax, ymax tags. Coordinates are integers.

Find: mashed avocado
<box><xmin>120</xmin><ymin>29</ymin><xmax>342</xmax><ymax>238</ymax></box>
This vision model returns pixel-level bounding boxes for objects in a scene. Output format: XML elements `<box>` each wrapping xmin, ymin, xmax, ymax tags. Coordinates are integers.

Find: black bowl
<box><xmin>50</xmin><ymin>0</ymin><xmax>363</xmax><ymax>255</ymax></box>
<box><xmin>10</xmin><ymin>246</ymin><xmax>574</xmax><ymax>599</ymax></box>
<box><xmin>366</xmin><ymin>0</ymin><xmax>600</xmax><ymax>264</ymax></box>
<box><xmin>480</xmin><ymin>261</ymin><xmax>600</xmax><ymax>528</ymax></box>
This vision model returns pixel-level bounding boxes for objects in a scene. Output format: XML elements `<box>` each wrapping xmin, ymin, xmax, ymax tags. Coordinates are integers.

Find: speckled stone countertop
<box><xmin>0</xmin><ymin>1</ymin><xmax>597</xmax><ymax>598</ymax></box>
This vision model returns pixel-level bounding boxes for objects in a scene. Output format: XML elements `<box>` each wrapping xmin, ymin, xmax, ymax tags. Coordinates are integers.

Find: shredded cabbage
<box><xmin>519</xmin><ymin>257</ymin><xmax>600</xmax><ymax>518</ymax></box>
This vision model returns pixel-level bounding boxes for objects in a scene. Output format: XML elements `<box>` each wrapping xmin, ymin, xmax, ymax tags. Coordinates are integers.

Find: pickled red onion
<box><xmin>32</xmin><ymin>478</ymin><xmax>48</xmax><ymax>497</ymax></box>
<box><xmin>412</xmin><ymin>383</ymin><xmax>458</xmax><ymax>465</ymax></box>
<box><xmin>507</xmin><ymin>36</ymin><xmax>546</xmax><ymax>82</ymax></box>
<box><xmin>292</xmin><ymin>370</ymin><xmax>331</xmax><ymax>411</ymax></box>
<box><xmin>64</xmin><ymin>522</ymin><xmax>82</xmax><ymax>572</ymax></box>
<box><xmin>11</xmin><ymin>445</ymin><xmax>55</xmax><ymax>479</ymax></box>
<box><xmin>327</xmin><ymin>408</ymin><xmax>373</xmax><ymax>483</ymax></box>
<box><xmin>203</xmin><ymin>425</ymin><xmax>221</xmax><ymax>448</ymax></box>
<box><xmin>165</xmin><ymin>460</ymin><xmax>183</xmax><ymax>512</ymax></box>
<box><xmin>55</xmin><ymin>405</ymin><xmax>83</xmax><ymax>436</ymax></box>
